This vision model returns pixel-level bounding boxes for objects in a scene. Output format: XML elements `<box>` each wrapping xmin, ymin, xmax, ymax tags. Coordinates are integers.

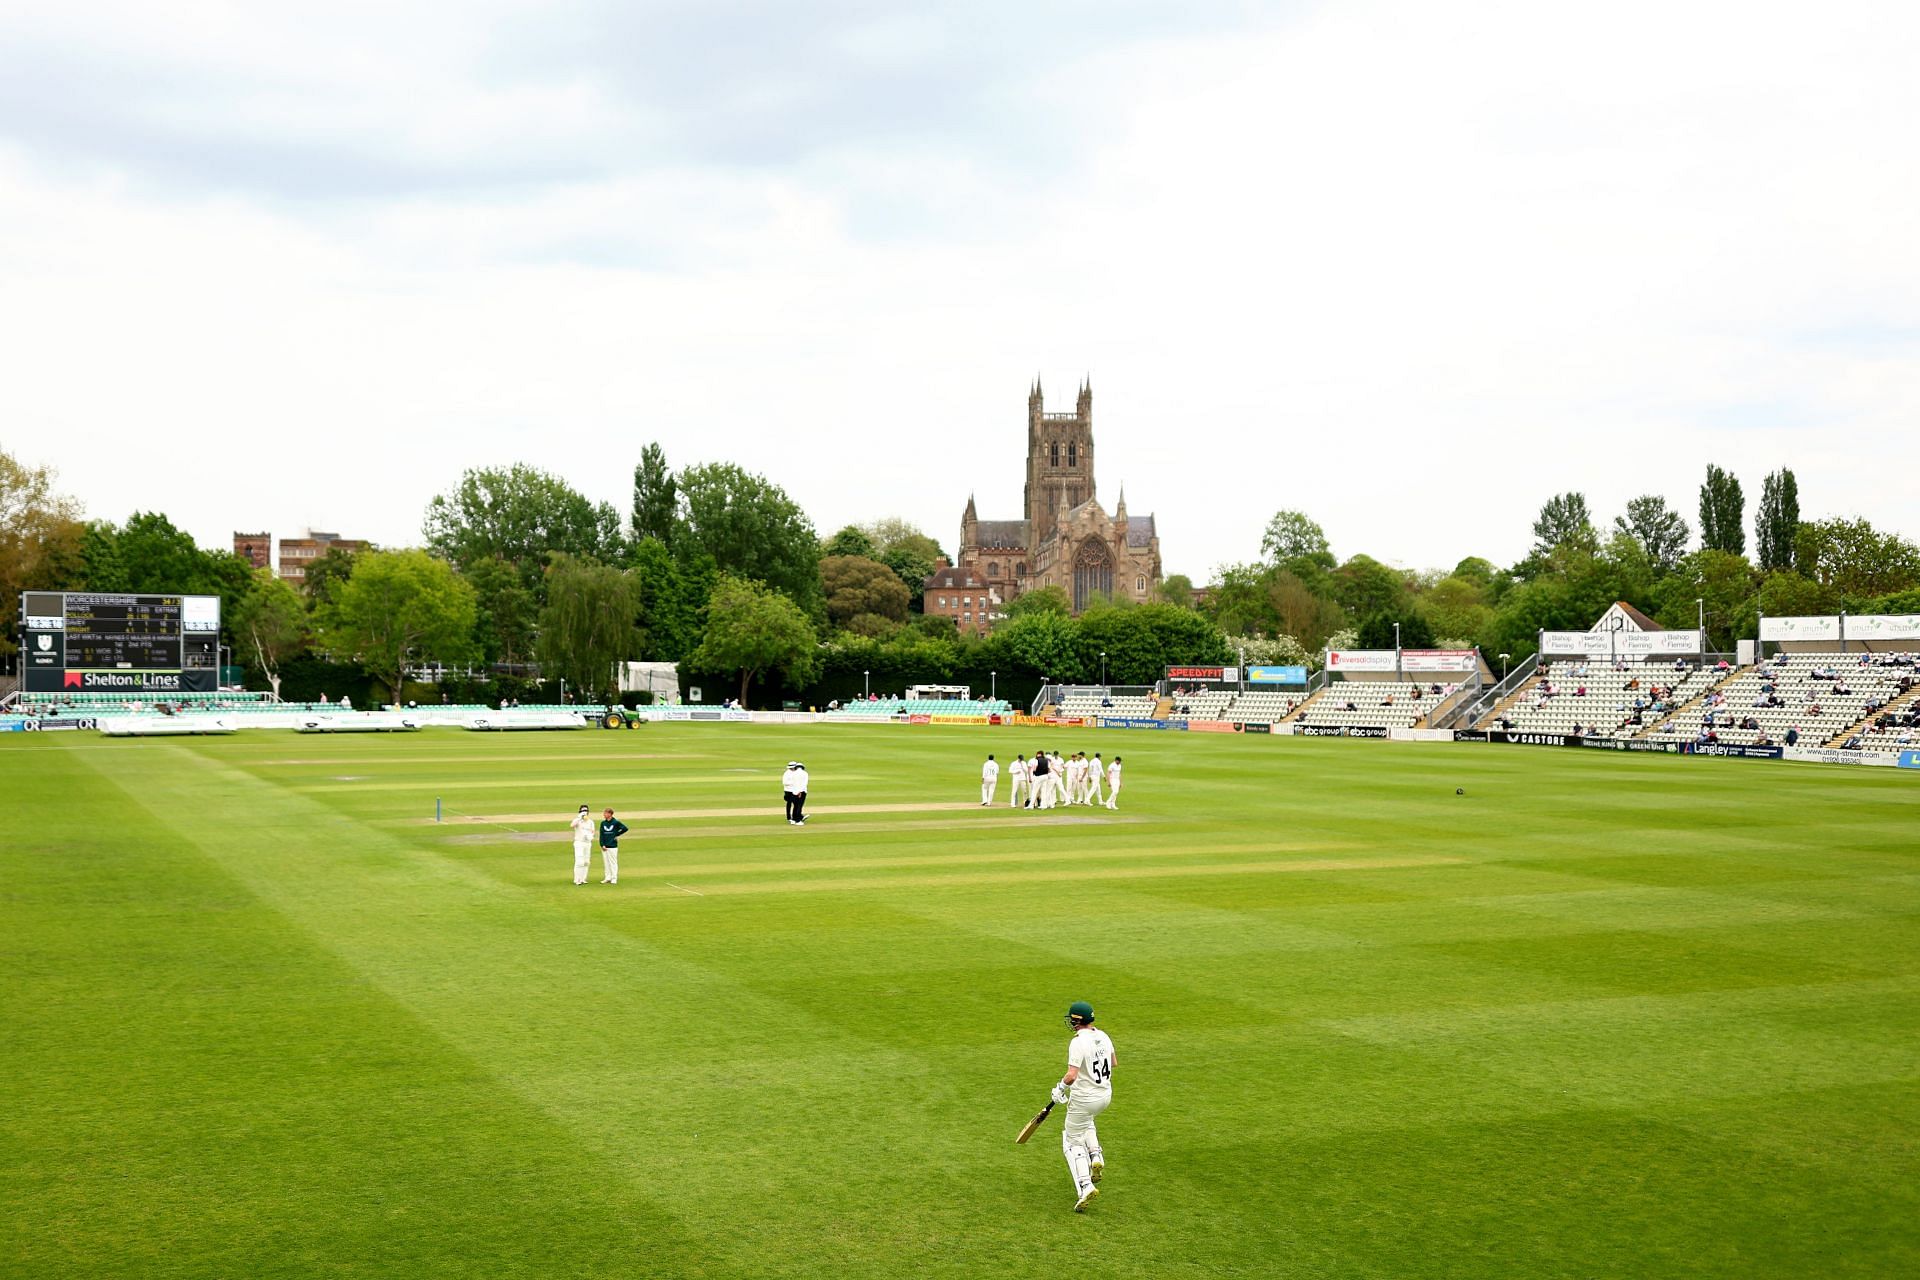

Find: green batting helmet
<box><xmin>1065</xmin><ymin>1001</ymin><xmax>1095</xmax><ymax>1026</ymax></box>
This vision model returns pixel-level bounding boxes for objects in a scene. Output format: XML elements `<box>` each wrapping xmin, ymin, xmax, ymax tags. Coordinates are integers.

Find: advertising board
<box><xmin>1783</xmin><ymin>746</ymin><xmax>1897</xmax><ymax>768</ymax></box>
<box><xmin>1324</xmin><ymin>650</ymin><xmax>1396</xmax><ymax>673</ymax></box>
<box><xmin>1246</xmin><ymin>665</ymin><xmax>1308</xmax><ymax>685</ymax></box>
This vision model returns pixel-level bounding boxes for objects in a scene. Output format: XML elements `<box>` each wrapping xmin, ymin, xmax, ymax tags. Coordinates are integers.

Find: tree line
<box><xmin>5</xmin><ymin>448</ymin><xmax>1915</xmax><ymax>705</ymax></box>
<box><xmin>1206</xmin><ymin>466</ymin><xmax>1919</xmax><ymax>664</ymax></box>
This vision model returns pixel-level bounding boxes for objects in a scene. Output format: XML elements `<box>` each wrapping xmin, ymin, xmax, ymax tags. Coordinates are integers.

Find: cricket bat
<box><xmin>1014</xmin><ymin>1099</ymin><xmax>1057</xmax><ymax>1145</ymax></box>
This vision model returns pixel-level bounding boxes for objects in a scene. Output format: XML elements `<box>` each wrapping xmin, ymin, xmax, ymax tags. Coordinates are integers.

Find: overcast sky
<box><xmin>3</xmin><ymin>1</ymin><xmax>1916</xmax><ymax>582</ymax></box>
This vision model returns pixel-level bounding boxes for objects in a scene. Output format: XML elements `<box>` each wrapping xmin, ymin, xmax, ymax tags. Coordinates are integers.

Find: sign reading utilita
<box><xmin>17</xmin><ymin>590</ymin><xmax>220</xmax><ymax>695</ymax></box>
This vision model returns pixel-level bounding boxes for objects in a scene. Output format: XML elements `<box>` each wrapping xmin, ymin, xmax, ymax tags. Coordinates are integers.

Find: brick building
<box><xmin>921</xmin><ymin>563</ymin><xmax>1001</xmax><ymax>636</ymax></box>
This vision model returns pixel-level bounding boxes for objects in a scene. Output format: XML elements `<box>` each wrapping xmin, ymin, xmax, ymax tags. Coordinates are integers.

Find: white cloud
<box><xmin>1</xmin><ymin>0</ymin><xmax>1915</xmax><ymax>582</ymax></box>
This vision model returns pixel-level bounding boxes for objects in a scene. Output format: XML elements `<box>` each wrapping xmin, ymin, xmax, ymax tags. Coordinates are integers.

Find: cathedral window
<box><xmin>1049</xmin><ymin>442</ymin><xmax>1059</xmax><ymax>466</ymax></box>
<box><xmin>1067</xmin><ymin>443</ymin><xmax>1077</xmax><ymax>467</ymax></box>
<box><xmin>987</xmin><ymin>562</ymin><xmax>999</xmax><ymax>577</ymax></box>
<box><xmin>1137</xmin><ymin>576</ymin><xmax>1145</xmax><ymax>593</ymax></box>
<box><xmin>1016</xmin><ymin>562</ymin><xmax>1026</xmax><ymax>576</ymax></box>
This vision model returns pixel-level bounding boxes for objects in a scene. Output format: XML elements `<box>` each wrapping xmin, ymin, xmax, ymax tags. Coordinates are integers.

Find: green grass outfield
<box><xmin>3</xmin><ymin>724</ymin><xmax>1916</xmax><ymax>1278</ymax></box>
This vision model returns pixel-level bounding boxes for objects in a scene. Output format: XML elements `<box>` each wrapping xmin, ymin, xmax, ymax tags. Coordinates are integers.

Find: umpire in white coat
<box><xmin>782</xmin><ymin>761</ymin><xmax>810</xmax><ymax>825</ymax></box>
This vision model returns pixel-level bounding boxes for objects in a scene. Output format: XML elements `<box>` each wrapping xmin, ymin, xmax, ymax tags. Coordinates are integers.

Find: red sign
<box><xmin>1167</xmin><ymin>666</ymin><xmax>1225</xmax><ymax>679</ymax></box>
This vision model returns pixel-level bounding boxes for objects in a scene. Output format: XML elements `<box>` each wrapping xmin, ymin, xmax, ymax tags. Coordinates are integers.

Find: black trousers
<box><xmin>784</xmin><ymin>790</ymin><xmax>806</xmax><ymax>822</ymax></box>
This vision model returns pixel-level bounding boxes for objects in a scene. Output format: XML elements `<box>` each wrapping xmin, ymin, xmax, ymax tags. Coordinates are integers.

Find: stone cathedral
<box><xmin>955</xmin><ymin>379</ymin><xmax>1162</xmax><ymax>614</ymax></box>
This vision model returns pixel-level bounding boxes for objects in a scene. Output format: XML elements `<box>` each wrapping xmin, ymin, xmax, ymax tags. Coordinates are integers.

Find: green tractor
<box><xmin>597</xmin><ymin>706</ymin><xmax>646</xmax><ymax>729</ymax></box>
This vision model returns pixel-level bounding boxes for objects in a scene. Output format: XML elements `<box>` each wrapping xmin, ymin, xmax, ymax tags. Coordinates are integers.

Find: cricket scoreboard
<box><xmin>20</xmin><ymin>592</ymin><xmax>221</xmax><ymax>694</ymax></box>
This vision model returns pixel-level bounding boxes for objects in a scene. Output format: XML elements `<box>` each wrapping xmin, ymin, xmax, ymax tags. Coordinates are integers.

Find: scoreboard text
<box><xmin>20</xmin><ymin>592</ymin><xmax>221</xmax><ymax>694</ymax></box>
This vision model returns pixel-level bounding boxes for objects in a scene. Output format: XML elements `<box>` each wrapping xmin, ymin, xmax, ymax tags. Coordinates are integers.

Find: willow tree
<box><xmin>535</xmin><ymin>554</ymin><xmax>641</xmax><ymax>704</ymax></box>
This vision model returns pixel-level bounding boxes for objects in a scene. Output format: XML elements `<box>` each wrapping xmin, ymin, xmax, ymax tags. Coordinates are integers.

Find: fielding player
<box><xmin>1049</xmin><ymin>1000</ymin><xmax>1115</xmax><ymax>1211</ymax></box>
<box><xmin>981</xmin><ymin>753</ymin><xmax>999</xmax><ymax>805</ymax></box>
<box><xmin>1085</xmin><ymin>753</ymin><xmax>1106</xmax><ymax>807</ymax></box>
<box><xmin>1030</xmin><ymin>750</ymin><xmax>1051</xmax><ymax>809</ymax></box>
<box><xmin>597</xmin><ymin>808</ymin><xmax>629</xmax><ymax>884</ymax></box>
<box><xmin>568</xmin><ymin>804</ymin><xmax>595</xmax><ymax>885</ymax></box>
<box><xmin>1008</xmin><ymin>754</ymin><xmax>1029</xmax><ymax>808</ymax></box>
<box><xmin>1105</xmin><ymin>756</ymin><xmax>1122</xmax><ymax>809</ymax></box>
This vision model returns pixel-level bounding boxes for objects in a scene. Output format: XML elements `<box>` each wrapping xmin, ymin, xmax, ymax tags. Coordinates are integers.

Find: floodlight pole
<box><xmin>990</xmin><ymin>670</ymin><xmax>996</xmax><ymax>700</ymax></box>
<box><xmin>1393</xmin><ymin>622</ymin><xmax>1402</xmax><ymax>680</ymax></box>
<box><xmin>1100</xmin><ymin>650</ymin><xmax>1107</xmax><ymax>685</ymax></box>
<box><xmin>864</xmin><ymin>669</ymin><xmax>870</xmax><ymax>698</ymax></box>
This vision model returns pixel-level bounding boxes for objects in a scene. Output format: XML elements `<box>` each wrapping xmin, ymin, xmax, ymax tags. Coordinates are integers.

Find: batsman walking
<box><xmin>1050</xmin><ymin>1000</ymin><xmax>1115</xmax><ymax>1212</ymax></box>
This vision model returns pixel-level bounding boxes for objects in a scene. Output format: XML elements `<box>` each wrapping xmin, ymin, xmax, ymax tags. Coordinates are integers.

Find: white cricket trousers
<box><xmin>1085</xmin><ymin>772</ymin><xmax>1104</xmax><ymax>805</ymax></box>
<box><xmin>982</xmin><ymin>779</ymin><xmax>997</xmax><ymax>804</ymax></box>
<box><xmin>1106</xmin><ymin>781</ymin><xmax>1120</xmax><ymax>809</ymax></box>
<box><xmin>1010</xmin><ymin>777</ymin><xmax>1026</xmax><ymax>808</ymax></box>
<box><xmin>1061</xmin><ymin>1094</ymin><xmax>1109</xmax><ymax>1195</ymax></box>
<box><xmin>573</xmin><ymin>841</ymin><xmax>592</xmax><ymax>885</ymax></box>
<box><xmin>601</xmin><ymin>846</ymin><xmax>619</xmax><ymax>883</ymax></box>
<box><xmin>1037</xmin><ymin>775</ymin><xmax>1054</xmax><ymax>809</ymax></box>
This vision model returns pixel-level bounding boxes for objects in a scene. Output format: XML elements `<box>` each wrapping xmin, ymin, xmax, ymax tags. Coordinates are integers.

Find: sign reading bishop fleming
<box><xmin>19</xmin><ymin>591</ymin><xmax>220</xmax><ymax>695</ymax></box>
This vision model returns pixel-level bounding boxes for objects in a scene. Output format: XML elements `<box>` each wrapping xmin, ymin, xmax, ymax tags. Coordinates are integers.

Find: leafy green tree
<box><xmin>1755</xmin><ymin>569</ymin><xmax>1837</xmax><ymax>620</ymax></box>
<box><xmin>464</xmin><ymin>556</ymin><xmax>538</xmax><ymax>666</ymax></box>
<box><xmin>820</xmin><ymin>555</ymin><xmax>910</xmax><ymax>628</ymax></box>
<box><xmin>676</xmin><ymin>463</ymin><xmax>821</xmax><ymax>611</ymax></box>
<box><xmin>630</xmin><ymin>443</ymin><xmax>677</xmax><ymax>547</ymax></box>
<box><xmin>1331</xmin><ymin>554</ymin><xmax>1410</xmax><ymax>620</ymax></box>
<box><xmin>1260</xmin><ymin>510</ymin><xmax>1333</xmax><ymax>568</ymax></box>
<box><xmin>1655</xmin><ymin>549</ymin><xmax>1756</xmax><ymax>652</ymax></box>
<box><xmin>844</xmin><ymin>612</ymin><xmax>901</xmax><ymax>639</ymax></box>
<box><xmin>1792</xmin><ymin>517</ymin><xmax>1920</xmax><ymax>599</ymax></box>
<box><xmin>78</xmin><ymin>521</ymin><xmax>130</xmax><ymax>591</ymax></box>
<box><xmin>629</xmin><ymin>537</ymin><xmax>713</xmax><ymax>662</ymax></box>
<box><xmin>1531</xmin><ymin>492</ymin><xmax>1597</xmax><ymax>559</ymax></box>
<box><xmin>999</xmin><ymin>610</ymin><xmax>1083</xmax><ymax>683</ymax></box>
<box><xmin>1699</xmin><ymin>464</ymin><xmax>1746</xmax><ymax>555</ymax></box>
<box><xmin>230</xmin><ymin>569</ymin><xmax>307</xmax><ymax>699</ymax></box>
<box><xmin>1613</xmin><ymin>495</ymin><xmax>1691</xmax><ymax>574</ymax></box>
<box><xmin>855</xmin><ymin>518</ymin><xmax>945</xmax><ymax>609</ymax></box>
<box><xmin>116</xmin><ymin>512</ymin><xmax>209</xmax><ymax>595</ymax></box>
<box><xmin>1417</xmin><ymin>575</ymin><xmax>1495</xmax><ymax>647</ymax></box>
<box><xmin>536</xmin><ymin>554</ymin><xmax>641</xmax><ymax>703</ymax></box>
<box><xmin>1006</xmin><ymin>584</ymin><xmax>1071</xmax><ymax>619</ymax></box>
<box><xmin>1754</xmin><ymin>469</ymin><xmax>1800</xmax><ymax>571</ymax></box>
<box><xmin>1356</xmin><ymin>611</ymin><xmax>1435</xmax><ymax>650</ymax></box>
<box><xmin>1202</xmin><ymin>563</ymin><xmax>1280</xmax><ymax>637</ymax></box>
<box><xmin>316</xmin><ymin>549</ymin><xmax>478</xmax><ymax>702</ymax></box>
<box><xmin>689</xmin><ymin>575</ymin><xmax>819</xmax><ymax>706</ymax></box>
<box><xmin>821</xmin><ymin>525</ymin><xmax>878</xmax><ymax>559</ymax></box>
<box><xmin>302</xmin><ymin>546</ymin><xmax>359</xmax><ymax>606</ymax></box>
<box><xmin>424</xmin><ymin>464</ymin><xmax>622</xmax><ymax>586</ymax></box>
<box><xmin>1267</xmin><ymin>569</ymin><xmax>1347</xmax><ymax>653</ymax></box>
<box><xmin>0</xmin><ymin>450</ymin><xmax>84</xmax><ymax>660</ymax></box>
<box><xmin>1451</xmin><ymin>556</ymin><xmax>1497</xmax><ymax>588</ymax></box>
<box><xmin>1154</xmin><ymin>573</ymin><xmax>1194</xmax><ymax>608</ymax></box>
<box><xmin>1224</xmin><ymin>633</ymin><xmax>1314</xmax><ymax>668</ymax></box>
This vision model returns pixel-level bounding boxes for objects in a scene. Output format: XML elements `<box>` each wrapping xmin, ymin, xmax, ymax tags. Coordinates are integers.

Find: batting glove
<box><xmin>1050</xmin><ymin>1083</ymin><xmax>1070</xmax><ymax>1105</ymax></box>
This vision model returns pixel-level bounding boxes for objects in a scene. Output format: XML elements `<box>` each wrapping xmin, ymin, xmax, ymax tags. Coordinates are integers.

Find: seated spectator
<box><xmin>1843</xmin><ymin>734</ymin><xmax>1865</xmax><ymax>750</ymax></box>
<box><xmin>1784</xmin><ymin>726</ymin><xmax>1800</xmax><ymax>745</ymax></box>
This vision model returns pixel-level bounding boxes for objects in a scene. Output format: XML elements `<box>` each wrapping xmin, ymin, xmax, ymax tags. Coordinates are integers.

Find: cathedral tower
<box><xmin>1023</xmin><ymin>377</ymin><xmax>1096</xmax><ymax>536</ymax></box>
